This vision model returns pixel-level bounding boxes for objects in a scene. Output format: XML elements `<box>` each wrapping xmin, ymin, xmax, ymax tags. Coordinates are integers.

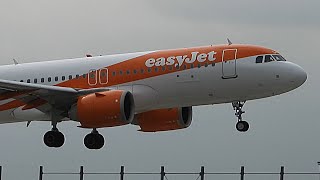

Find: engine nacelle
<box><xmin>135</xmin><ymin>107</ymin><xmax>192</xmax><ymax>132</ymax></box>
<box><xmin>69</xmin><ymin>90</ymin><xmax>135</xmax><ymax>128</ymax></box>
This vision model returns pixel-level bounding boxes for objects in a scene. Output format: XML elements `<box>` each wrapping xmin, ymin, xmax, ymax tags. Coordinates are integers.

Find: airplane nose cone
<box><xmin>291</xmin><ymin>63</ymin><xmax>307</xmax><ymax>88</ymax></box>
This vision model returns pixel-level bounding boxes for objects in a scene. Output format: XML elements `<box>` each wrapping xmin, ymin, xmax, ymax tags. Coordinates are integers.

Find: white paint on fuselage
<box><xmin>121</xmin><ymin>56</ymin><xmax>306</xmax><ymax>111</ymax></box>
<box><xmin>0</xmin><ymin>51</ymin><xmax>152</xmax><ymax>86</ymax></box>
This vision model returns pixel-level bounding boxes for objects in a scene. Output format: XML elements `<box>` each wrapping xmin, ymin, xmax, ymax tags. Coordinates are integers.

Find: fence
<box><xmin>36</xmin><ymin>166</ymin><xmax>320</xmax><ymax>180</ymax></box>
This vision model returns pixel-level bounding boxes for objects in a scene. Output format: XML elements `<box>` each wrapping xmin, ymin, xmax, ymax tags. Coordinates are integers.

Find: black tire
<box><xmin>236</xmin><ymin>121</ymin><xmax>249</xmax><ymax>132</ymax></box>
<box><xmin>44</xmin><ymin>131</ymin><xmax>65</xmax><ymax>148</ymax></box>
<box><xmin>95</xmin><ymin>134</ymin><xmax>105</xmax><ymax>149</ymax></box>
<box><xmin>84</xmin><ymin>133</ymin><xmax>95</xmax><ymax>149</ymax></box>
<box><xmin>84</xmin><ymin>133</ymin><xmax>104</xmax><ymax>149</ymax></box>
<box><xmin>54</xmin><ymin>131</ymin><xmax>65</xmax><ymax>148</ymax></box>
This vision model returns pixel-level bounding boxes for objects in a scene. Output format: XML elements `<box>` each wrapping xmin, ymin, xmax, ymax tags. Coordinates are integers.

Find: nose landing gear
<box><xmin>232</xmin><ymin>101</ymin><xmax>249</xmax><ymax>132</ymax></box>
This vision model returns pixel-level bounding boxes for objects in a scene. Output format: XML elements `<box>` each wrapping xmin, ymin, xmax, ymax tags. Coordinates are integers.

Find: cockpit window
<box><xmin>264</xmin><ymin>55</ymin><xmax>275</xmax><ymax>63</ymax></box>
<box><xmin>272</xmin><ymin>55</ymin><xmax>286</xmax><ymax>61</ymax></box>
<box><xmin>256</xmin><ymin>56</ymin><xmax>263</xmax><ymax>63</ymax></box>
<box><xmin>256</xmin><ymin>54</ymin><xmax>286</xmax><ymax>64</ymax></box>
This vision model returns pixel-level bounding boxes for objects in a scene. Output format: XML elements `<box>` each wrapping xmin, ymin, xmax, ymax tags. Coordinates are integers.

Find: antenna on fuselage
<box><xmin>13</xmin><ymin>58</ymin><xmax>19</xmax><ymax>65</ymax></box>
<box><xmin>227</xmin><ymin>38</ymin><xmax>233</xmax><ymax>45</ymax></box>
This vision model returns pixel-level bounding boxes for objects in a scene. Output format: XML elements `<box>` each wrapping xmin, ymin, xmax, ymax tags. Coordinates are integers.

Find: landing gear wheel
<box><xmin>84</xmin><ymin>132</ymin><xmax>104</xmax><ymax>149</ymax></box>
<box><xmin>236</xmin><ymin>121</ymin><xmax>249</xmax><ymax>132</ymax></box>
<box><xmin>43</xmin><ymin>130</ymin><xmax>65</xmax><ymax>148</ymax></box>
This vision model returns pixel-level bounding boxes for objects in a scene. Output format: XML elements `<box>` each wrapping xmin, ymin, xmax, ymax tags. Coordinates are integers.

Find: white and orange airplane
<box><xmin>0</xmin><ymin>41</ymin><xmax>307</xmax><ymax>149</ymax></box>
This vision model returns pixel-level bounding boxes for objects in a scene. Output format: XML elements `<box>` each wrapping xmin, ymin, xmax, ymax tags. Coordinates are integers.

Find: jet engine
<box><xmin>134</xmin><ymin>107</ymin><xmax>192</xmax><ymax>132</ymax></box>
<box><xmin>69</xmin><ymin>90</ymin><xmax>135</xmax><ymax>128</ymax></box>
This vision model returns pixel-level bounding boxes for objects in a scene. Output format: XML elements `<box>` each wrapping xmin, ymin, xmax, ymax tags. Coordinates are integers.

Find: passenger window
<box><xmin>183</xmin><ymin>65</ymin><xmax>187</xmax><ymax>69</ymax></box>
<box><xmin>34</xmin><ymin>79</ymin><xmax>37</xmax><ymax>83</ymax></box>
<box><xmin>148</xmin><ymin>68</ymin><xmax>151</xmax><ymax>73</ymax></box>
<box><xmin>126</xmin><ymin>70</ymin><xmax>130</xmax><ymax>75</ymax></box>
<box><xmin>212</xmin><ymin>62</ymin><xmax>215</xmax><ymax>67</ymax></box>
<box><xmin>168</xmin><ymin>66</ymin><xmax>173</xmax><ymax>70</ymax></box>
<box><xmin>69</xmin><ymin>75</ymin><xmax>72</xmax><ymax>80</ymax></box>
<box><xmin>155</xmin><ymin>67</ymin><xmax>158</xmax><ymax>72</ymax></box>
<box><xmin>162</xmin><ymin>66</ymin><xmax>166</xmax><ymax>71</ymax></box>
<box><xmin>41</xmin><ymin>78</ymin><xmax>44</xmax><ymax>83</ymax></box>
<box><xmin>205</xmin><ymin>63</ymin><xmax>208</xmax><ymax>67</ymax></box>
<box><xmin>141</xmin><ymin>69</ymin><xmax>144</xmax><ymax>74</ymax></box>
<box><xmin>256</xmin><ymin>56</ymin><xmax>263</xmax><ymax>63</ymax></box>
<box><xmin>176</xmin><ymin>65</ymin><xmax>180</xmax><ymax>70</ymax></box>
<box><xmin>76</xmin><ymin>75</ymin><xmax>79</xmax><ymax>79</ymax></box>
<box><xmin>190</xmin><ymin>64</ymin><xmax>194</xmax><ymax>68</ymax></box>
<box><xmin>198</xmin><ymin>64</ymin><xmax>201</xmax><ymax>68</ymax></box>
<box><xmin>82</xmin><ymin>74</ymin><xmax>86</xmax><ymax>78</ymax></box>
<box><xmin>264</xmin><ymin>55</ymin><xmax>274</xmax><ymax>63</ymax></box>
<box><xmin>119</xmin><ymin>71</ymin><xmax>123</xmax><ymax>75</ymax></box>
<box><xmin>112</xmin><ymin>72</ymin><xmax>116</xmax><ymax>76</ymax></box>
<box><xmin>133</xmin><ymin>69</ymin><xmax>137</xmax><ymax>74</ymax></box>
<box><xmin>55</xmin><ymin>77</ymin><xmax>58</xmax><ymax>81</ymax></box>
<box><xmin>27</xmin><ymin>79</ymin><xmax>30</xmax><ymax>83</ymax></box>
<box><xmin>48</xmin><ymin>77</ymin><xmax>51</xmax><ymax>82</ymax></box>
<box><xmin>62</xmin><ymin>76</ymin><xmax>66</xmax><ymax>81</ymax></box>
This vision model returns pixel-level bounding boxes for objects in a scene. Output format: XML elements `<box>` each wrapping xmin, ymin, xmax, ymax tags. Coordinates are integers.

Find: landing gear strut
<box><xmin>84</xmin><ymin>129</ymin><xmax>105</xmax><ymax>150</ymax></box>
<box><xmin>43</xmin><ymin>122</ymin><xmax>65</xmax><ymax>148</ymax></box>
<box><xmin>43</xmin><ymin>108</ymin><xmax>65</xmax><ymax>148</ymax></box>
<box><xmin>232</xmin><ymin>101</ymin><xmax>249</xmax><ymax>132</ymax></box>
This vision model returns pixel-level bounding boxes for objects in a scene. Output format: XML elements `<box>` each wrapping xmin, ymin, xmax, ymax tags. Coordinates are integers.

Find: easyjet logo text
<box><xmin>145</xmin><ymin>51</ymin><xmax>217</xmax><ymax>68</ymax></box>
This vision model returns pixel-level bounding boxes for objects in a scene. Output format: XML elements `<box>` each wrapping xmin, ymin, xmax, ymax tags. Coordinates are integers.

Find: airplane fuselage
<box><xmin>0</xmin><ymin>44</ymin><xmax>307</xmax><ymax>124</ymax></box>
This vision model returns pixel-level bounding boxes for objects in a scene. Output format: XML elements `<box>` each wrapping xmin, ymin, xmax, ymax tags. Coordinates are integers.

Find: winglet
<box><xmin>26</xmin><ymin>121</ymin><xmax>31</xmax><ymax>127</ymax></box>
<box><xmin>227</xmin><ymin>38</ymin><xmax>232</xmax><ymax>45</ymax></box>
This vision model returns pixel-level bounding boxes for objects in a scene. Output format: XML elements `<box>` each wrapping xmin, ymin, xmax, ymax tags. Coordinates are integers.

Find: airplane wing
<box><xmin>0</xmin><ymin>79</ymin><xmax>110</xmax><ymax>118</ymax></box>
<box><xmin>0</xmin><ymin>79</ymin><xmax>79</xmax><ymax>93</ymax></box>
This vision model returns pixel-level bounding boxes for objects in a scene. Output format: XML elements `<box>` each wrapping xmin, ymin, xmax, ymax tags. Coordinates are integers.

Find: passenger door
<box><xmin>222</xmin><ymin>49</ymin><xmax>238</xmax><ymax>79</ymax></box>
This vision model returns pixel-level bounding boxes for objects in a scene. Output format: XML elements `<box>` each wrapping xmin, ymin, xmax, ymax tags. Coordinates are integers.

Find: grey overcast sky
<box><xmin>0</xmin><ymin>0</ymin><xmax>319</xmax><ymax>180</ymax></box>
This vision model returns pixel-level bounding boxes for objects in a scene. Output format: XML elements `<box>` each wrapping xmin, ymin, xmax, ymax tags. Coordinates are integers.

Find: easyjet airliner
<box><xmin>0</xmin><ymin>42</ymin><xmax>307</xmax><ymax>149</ymax></box>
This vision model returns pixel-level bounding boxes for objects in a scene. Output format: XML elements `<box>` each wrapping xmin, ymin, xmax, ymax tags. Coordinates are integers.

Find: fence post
<box><xmin>280</xmin><ymin>166</ymin><xmax>284</xmax><ymax>180</ymax></box>
<box><xmin>80</xmin><ymin>166</ymin><xmax>84</xmax><ymax>180</ymax></box>
<box><xmin>0</xmin><ymin>166</ymin><xmax>2</xmax><ymax>180</ymax></box>
<box><xmin>160</xmin><ymin>166</ymin><xmax>165</xmax><ymax>180</ymax></box>
<box><xmin>120</xmin><ymin>166</ymin><xmax>125</xmax><ymax>180</ymax></box>
<box><xmin>200</xmin><ymin>166</ymin><xmax>205</xmax><ymax>180</ymax></box>
<box><xmin>240</xmin><ymin>166</ymin><xmax>245</xmax><ymax>180</ymax></box>
<box><xmin>39</xmin><ymin>166</ymin><xmax>43</xmax><ymax>180</ymax></box>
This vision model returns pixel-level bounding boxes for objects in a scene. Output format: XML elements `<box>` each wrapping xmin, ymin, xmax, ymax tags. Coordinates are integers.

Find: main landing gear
<box><xmin>84</xmin><ymin>129</ymin><xmax>105</xmax><ymax>150</ymax></box>
<box><xmin>232</xmin><ymin>101</ymin><xmax>249</xmax><ymax>132</ymax></box>
<box><xmin>43</xmin><ymin>122</ymin><xmax>65</xmax><ymax>148</ymax></box>
<box><xmin>43</xmin><ymin>110</ymin><xmax>105</xmax><ymax>149</ymax></box>
<box><xmin>43</xmin><ymin>125</ymin><xmax>105</xmax><ymax>149</ymax></box>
